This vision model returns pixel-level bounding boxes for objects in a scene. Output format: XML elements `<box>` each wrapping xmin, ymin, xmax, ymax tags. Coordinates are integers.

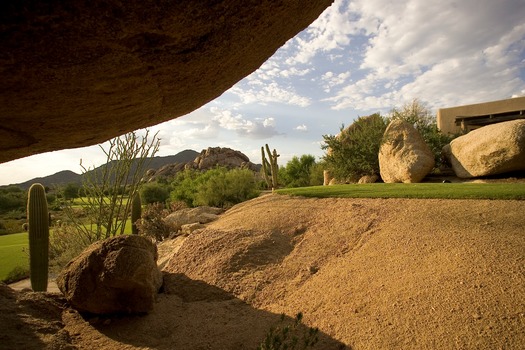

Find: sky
<box><xmin>1</xmin><ymin>0</ymin><xmax>525</xmax><ymax>186</ymax></box>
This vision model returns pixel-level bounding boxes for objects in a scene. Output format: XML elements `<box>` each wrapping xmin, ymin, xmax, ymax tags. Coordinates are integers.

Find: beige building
<box><xmin>437</xmin><ymin>96</ymin><xmax>525</xmax><ymax>134</ymax></box>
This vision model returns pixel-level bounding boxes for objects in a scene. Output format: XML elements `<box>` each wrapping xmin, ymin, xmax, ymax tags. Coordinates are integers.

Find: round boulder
<box><xmin>56</xmin><ymin>235</ymin><xmax>163</xmax><ymax>314</ymax></box>
<box><xmin>442</xmin><ymin>120</ymin><xmax>525</xmax><ymax>178</ymax></box>
<box><xmin>379</xmin><ymin>120</ymin><xmax>435</xmax><ymax>183</ymax></box>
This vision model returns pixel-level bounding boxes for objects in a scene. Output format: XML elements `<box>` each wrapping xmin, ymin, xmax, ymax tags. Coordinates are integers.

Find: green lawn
<box><xmin>0</xmin><ymin>232</ymin><xmax>29</xmax><ymax>281</ymax></box>
<box><xmin>276</xmin><ymin>183</ymin><xmax>525</xmax><ymax>200</ymax></box>
<box><xmin>0</xmin><ymin>219</ymin><xmax>132</xmax><ymax>282</ymax></box>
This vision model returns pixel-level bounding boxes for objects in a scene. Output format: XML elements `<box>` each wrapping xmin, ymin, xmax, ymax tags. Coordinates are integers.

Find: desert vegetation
<box><xmin>323</xmin><ymin>99</ymin><xmax>456</xmax><ymax>183</ymax></box>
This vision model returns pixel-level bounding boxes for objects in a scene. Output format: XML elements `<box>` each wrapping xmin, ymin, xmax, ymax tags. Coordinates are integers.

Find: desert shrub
<box><xmin>194</xmin><ymin>168</ymin><xmax>260</xmax><ymax>207</ymax></box>
<box><xmin>308</xmin><ymin>162</ymin><xmax>325</xmax><ymax>186</ymax></box>
<box><xmin>0</xmin><ymin>186</ymin><xmax>26</xmax><ymax>214</ymax></box>
<box><xmin>279</xmin><ymin>155</ymin><xmax>320</xmax><ymax>188</ymax></box>
<box><xmin>171</xmin><ymin>167</ymin><xmax>260</xmax><ymax>208</ymax></box>
<box><xmin>62</xmin><ymin>182</ymin><xmax>80</xmax><ymax>200</ymax></box>
<box><xmin>169</xmin><ymin>169</ymin><xmax>202</xmax><ymax>207</ymax></box>
<box><xmin>169</xmin><ymin>200</ymin><xmax>188</xmax><ymax>212</ymax></box>
<box><xmin>389</xmin><ymin>99</ymin><xmax>456</xmax><ymax>168</ymax></box>
<box><xmin>62</xmin><ymin>130</ymin><xmax>160</xmax><ymax>240</ymax></box>
<box><xmin>258</xmin><ymin>312</ymin><xmax>319</xmax><ymax>350</ymax></box>
<box><xmin>0</xmin><ymin>219</ymin><xmax>24</xmax><ymax>235</ymax></box>
<box><xmin>322</xmin><ymin>113</ymin><xmax>388</xmax><ymax>182</ymax></box>
<box><xmin>48</xmin><ymin>223</ymin><xmax>95</xmax><ymax>271</ymax></box>
<box><xmin>135</xmin><ymin>203</ymin><xmax>171</xmax><ymax>241</ymax></box>
<box><xmin>140</xmin><ymin>182</ymin><xmax>170</xmax><ymax>204</ymax></box>
<box><xmin>2</xmin><ymin>265</ymin><xmax>30</xmax><ymax>284</ymax></box>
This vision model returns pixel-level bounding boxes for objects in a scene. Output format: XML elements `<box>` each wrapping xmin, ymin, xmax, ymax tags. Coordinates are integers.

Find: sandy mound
<box><xmin>2</xmin><ymin>194</ymin><xmax>524</xmax><ymax>349</ymax></box>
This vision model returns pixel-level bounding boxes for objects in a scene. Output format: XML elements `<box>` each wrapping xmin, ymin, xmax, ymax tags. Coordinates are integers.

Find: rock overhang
<box><xmin>0</xmin><ymin>0</ymin><xmax>333</xmax><ymax>163</ymax></box>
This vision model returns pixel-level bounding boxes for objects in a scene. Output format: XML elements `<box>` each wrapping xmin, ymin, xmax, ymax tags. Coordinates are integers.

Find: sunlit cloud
<box><xmin>295</xmin><ymin>124</ymin><xmax>308</xmax><ymax>132</ymax></box>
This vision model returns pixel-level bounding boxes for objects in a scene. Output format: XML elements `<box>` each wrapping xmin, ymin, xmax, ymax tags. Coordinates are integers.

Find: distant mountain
<box><xmin>16</xmin><ymin>170</ymin><xmax>82</xmax><ymax>190</ymax></box>
<box><xmin>10</xmin><ymin>150</ymin><xmax>199</xmax><ymax>190</ymax></box>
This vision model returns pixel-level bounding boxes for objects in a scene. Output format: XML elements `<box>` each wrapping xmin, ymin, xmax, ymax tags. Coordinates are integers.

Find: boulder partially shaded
<box><xmin>443</xmin><ymin>120</ymin><xmax>525</xmax><ymax>178</ymax></box>
<box><xmin>56</xmin><ymin>235</ymin><xmax>163</xmax><ymax>314</ymax></box>
<box><xmin>164</xmin><ymin>206</ymin><xmax>224</xmax><ymax>235</ymax></box>
<box><xmin>379</xmin><ymin>120</ymin><xmax>435</xmax><ymax>183</ymax></box>
<box><xmin>0</xmin><ymin>0</ymin><xmax>333</xmax><ymax>163</ymax></box>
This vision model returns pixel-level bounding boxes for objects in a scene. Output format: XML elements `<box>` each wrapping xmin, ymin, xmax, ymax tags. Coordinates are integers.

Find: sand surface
<box><xmin>2</xmin><ymin>194</ymin><xmax>524</xmax><ymax>349</ymax></box>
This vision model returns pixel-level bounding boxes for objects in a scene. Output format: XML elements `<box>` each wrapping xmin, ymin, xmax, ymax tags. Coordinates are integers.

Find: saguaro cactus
<box><xmin>27</xmin><ymin>183</ymin><xmax>49</xmax><ymax>292</ymax></box>
<box><xmin>131</xmin><ymin>191</ymin><xmax>142</xmax><ymax>235</ymax></box>
<box><xmin>261</xmin><ymin>144</ymin><xmax>279</xmax><ymax>190</ymax></box>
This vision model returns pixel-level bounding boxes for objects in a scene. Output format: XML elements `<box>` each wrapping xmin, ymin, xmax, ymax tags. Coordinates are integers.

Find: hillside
<box><xmin>2</xmin><ymin>194</ymin><xmax>524</xmax><ymax>349</ymax></box>
<box><xmin>16</xmin><ymin>170</ymin><xmax>82</xmax><ymax>189</ymax></box>
<box><xmin>11</xmin><ymin>150</ymin><xmax>199</xmax><ymax>190</ymax></box>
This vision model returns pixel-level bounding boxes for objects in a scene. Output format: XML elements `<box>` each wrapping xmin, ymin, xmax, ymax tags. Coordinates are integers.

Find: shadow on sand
<box><xmin>77</xmin><ymin>273</ymin><xmax>352</xmax><ymax>349</ymax></box>
<box><xmin>0</xmin><ymin>283</ymin><xmax>67</xmax><ymax>350</ymax></box>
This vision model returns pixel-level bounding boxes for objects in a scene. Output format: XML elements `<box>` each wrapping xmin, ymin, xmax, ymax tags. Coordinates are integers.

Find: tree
<box><xmin>62</xmin><ymin>182</ymin><xmax>80</xmax><ymax>200</ymax></box>
<box><xmin>279</xmin><ymin>155</ymin><xmax>318</xmax><ymax>188</ymax></box>
<box><xmin>140</xmin><ymin>182</ymin><xmax>170</xmax><ymax>204</ymax></box>
<box><xmin>0</xmin><ymin>186</ymin><xmax>25</xmax><ymax>214</ymax></box>
<box><xmin>322</xmin><ymin>113</ymin><xmax>387</xmax><ymax>182</ymax></box>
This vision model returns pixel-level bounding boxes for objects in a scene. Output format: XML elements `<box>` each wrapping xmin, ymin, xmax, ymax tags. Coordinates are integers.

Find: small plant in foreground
<box><xmin>3</xmin><ymin>265</ymin><xmax>30</xmax><ymax>284</ymax></box>
<box><xmin>136</xmin><ymin>203</ymin><xmax>171</xmax><ymax>242</ymax></box>
<box><xmin>258</xmin><ymin>312</ymin><xmax>319</xmax><ymax>350</ymax></box>
<box><xmin>49</xmin><ymin>223</ymin><xmax>94</xmax><ymax>272</ymax></box>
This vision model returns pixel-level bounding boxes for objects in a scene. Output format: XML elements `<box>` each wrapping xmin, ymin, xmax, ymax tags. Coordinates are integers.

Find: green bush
<box><xmin>0</xmin><ymin>219</ymin><xmax>25</xmax><ymax>236</ymax></box>
<box><xmin>322</xmin><ymin>113</ymin><xmax>387</xmax><ymax>182</ymax></box>
<box><xmin>195</xmin><ymin>168</ymin><xmax>260</xmax><ymax>207</ymax></box>
<box><xmin>170</xmin><ymin>169</ymin><xmax>202</xmax><ymax>207</ymax></box>
<box><xmin>308</xmin><ymin>162</ymin><xmax>325</xmax><ymax>186</ymax></box>
<box><xmin>0</xmin><ymin>186</ymin><xmax>26</xmax><ymax>214</ymax></box>
<box><xmin>279</xmin><ymin>155</ymin><xmax>323</xmax><ymax>188</ymax></box>
<box><xmin>62</xmin><ymin>183</ymin><xmax>80</xmax><ymax>200</ymax></box>
<box><xmin>170</xmin><ymin>167</ymin><xmax>260</xmax><ymax>208</ymax></box>
<box><xmin>140</xmin><ymin>182</ymin><xmax>170</xmax><ymax>204</ymax></box>
<box><xmin>3</xmin><ymin>265</ymin><xmax>30</xmax><ymax>284</ymax></box>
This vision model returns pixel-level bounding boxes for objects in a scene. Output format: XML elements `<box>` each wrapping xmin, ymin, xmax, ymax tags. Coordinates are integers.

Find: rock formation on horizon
<box><xmin>146</xmin><ymin>147</ymin><xmax>261</xmax><ymax>181</ymax></box>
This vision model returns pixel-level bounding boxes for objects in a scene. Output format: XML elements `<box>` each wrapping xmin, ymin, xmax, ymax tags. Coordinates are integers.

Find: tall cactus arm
<box><xmin>27</xmin><ymin>183</ymin><xmax>49</xmax><ymax>292</ymax></box>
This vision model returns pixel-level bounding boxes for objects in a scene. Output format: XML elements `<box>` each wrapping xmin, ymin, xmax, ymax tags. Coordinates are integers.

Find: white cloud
<box><xmin>321</xmin><ymin>71</ymin><xmax>351</xmax><ymax>92</ymax></box>
<box><xmin>210</xmin><ymin>107</ymin><xmax>281</xmax><ymax>139</ymax></box>
<box><xmin>230</xmin><ymin>82</ymin><xmax>311</xmax><ymax>107</ymax></box>
<box><xmin>295</xmin><ymin>124</ymin><xmax>308</xmax><ymax>132</ymax></box>
<box><xmin>285</xmin><ymin>0</ymin><xmax>357</xmax><ymax>65</ymax></box>
<box><xmin>324</xmin><ymin>0</ymin><xmax>525</xmax><ymax>112</ymax></box>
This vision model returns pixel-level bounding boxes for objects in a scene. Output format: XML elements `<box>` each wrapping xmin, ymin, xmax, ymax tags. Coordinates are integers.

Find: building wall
<box><xmin>437</xmin><ymin>96</ymin><xmax>525</xmax><ymax>134</ymax></box>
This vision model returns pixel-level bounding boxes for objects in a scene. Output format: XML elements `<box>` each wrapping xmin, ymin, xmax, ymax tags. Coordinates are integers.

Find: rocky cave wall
<box><xmin>0</xmin><ymin>0</ymin><xmax>333</xmax><ymax>163</ymax></box>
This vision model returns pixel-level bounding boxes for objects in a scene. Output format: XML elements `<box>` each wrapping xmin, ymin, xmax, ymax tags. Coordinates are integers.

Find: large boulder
<box><xmin>190</xmin><ymin>147</ymin><xmax>260</xmax><ymax>172</ymax></box>
<box><xmin>443</xmin><ymin>120</ymin><xmax>525</xmax><ymax>178</ymax></box>
<box><xmin>0</xmin><ymin>1</ymin><xmax>333</xmax><ymax>164</ymax></box>
<box><xmin>56</xmin><ymin>235</ymin><xmax>163</xmax><ymax>314</ymax></box>
<box><xmin>145</xmin><ymin>147</ymin><xmax>261</xmax><ymax>181</ymax></box>
<box><xmin>164</xmin><ymin>206</ymin><xmax>224</xmax><ymax>234</ymax></box>
<box><xmin>379</xmin><ymin>120</ymin><xmax>435</xmax><ymax>183</ymax></box>
<box><xmin>358</xmin><ymin>174</ymin><xmax>379</xmax><ymax>184</ymax></box>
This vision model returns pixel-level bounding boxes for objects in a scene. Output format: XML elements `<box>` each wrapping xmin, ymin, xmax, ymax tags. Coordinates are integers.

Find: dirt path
<box><xmin>1</xmin><ymin>194</ymin><xmax>524</xmax><ymax>349</ymax></box>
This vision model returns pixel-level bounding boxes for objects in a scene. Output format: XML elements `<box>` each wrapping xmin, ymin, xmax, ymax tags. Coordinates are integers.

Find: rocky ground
<box><xmin>3</xmin><ymin>194</ymin><xmax>525</xmax><ymax>349</ymax></box>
